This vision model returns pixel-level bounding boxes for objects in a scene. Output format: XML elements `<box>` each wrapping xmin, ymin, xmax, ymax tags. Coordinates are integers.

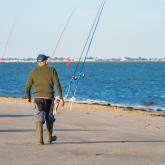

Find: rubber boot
<box><xmin>35</xmin><ymin>122</ymin><xmax>44</xmax><ymax>145</ymax></box>
<box><xmin>46</xmin><ymin>122</ymin><xmax>57</xmax><ymax>144</ymax></box>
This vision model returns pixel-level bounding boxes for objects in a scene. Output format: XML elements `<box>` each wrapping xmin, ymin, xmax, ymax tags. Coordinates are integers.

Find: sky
<box><xmin>0</xmin><ymin>0</ymin><xmax>164</xmax><ymax>59</ymax></box>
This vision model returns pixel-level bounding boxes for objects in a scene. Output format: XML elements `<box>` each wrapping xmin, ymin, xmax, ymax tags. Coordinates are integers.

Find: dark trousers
<box><xmin>32</xmin><ymin>98</ymin><xmax>55</xmax><ymax>124</ymax></box>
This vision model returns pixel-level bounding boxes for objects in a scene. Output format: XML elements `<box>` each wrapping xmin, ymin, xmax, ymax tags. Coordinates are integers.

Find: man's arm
<box><xmin>26</xmin><ymin>72</ymin><xmax>33</xmax><ymax>102</ymax></box>
<box><xmin>52</xmin><ymin>68</ymin><xmax>64</xmax><ymax>107</ymax></box>
<box><xmin>52</xmin><ymin>68</ymin><xmax>63</xmax><ymax>99</ymax></box>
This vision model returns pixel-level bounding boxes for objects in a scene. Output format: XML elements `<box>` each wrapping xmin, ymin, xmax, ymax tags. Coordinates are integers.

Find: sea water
<box><xmin>0</xmin><ymin>62</ymin><xmax>165</xmax><ymax>111</ymax></box>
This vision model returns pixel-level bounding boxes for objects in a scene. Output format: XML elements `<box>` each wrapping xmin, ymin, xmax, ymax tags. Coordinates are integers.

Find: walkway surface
<box><xmin>0</xmin><ymin>99</ymin><xmax>165</xmax><ymax>165</ymax></box>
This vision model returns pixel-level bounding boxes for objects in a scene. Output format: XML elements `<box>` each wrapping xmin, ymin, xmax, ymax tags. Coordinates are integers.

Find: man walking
<box><xmin>26</xmin><ymin>54</ymin><xmax>64</xmax><ymax>145</ymax></box>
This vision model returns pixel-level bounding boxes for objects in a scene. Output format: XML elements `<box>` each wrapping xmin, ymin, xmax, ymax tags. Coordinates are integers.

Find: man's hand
<box><xmin>27</xmin><ymin>98</ymin><xmax>31</xmax><ymax>103</ymax></box>
<box><xmin>59</xmin><ymin>99</ymin><xmax>65</xmax><ymax>107</ymax></box>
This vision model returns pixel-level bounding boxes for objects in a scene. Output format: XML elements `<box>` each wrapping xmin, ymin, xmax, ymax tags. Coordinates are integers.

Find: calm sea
<box><xmin>0</xmin><ymin>62</ymin><xmax>165</xmax><ymax>111</ymax></box>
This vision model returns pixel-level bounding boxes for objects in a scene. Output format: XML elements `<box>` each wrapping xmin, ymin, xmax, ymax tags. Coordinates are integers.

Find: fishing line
<box><xmin>51</xmin><ymin>8</ymin><xmax>76</xmax><ymax>59</ymax></box>
<box><xmin>0</xmin><ymin>21</ymin><xmax>16</xmax><ymax>61</ymax></box>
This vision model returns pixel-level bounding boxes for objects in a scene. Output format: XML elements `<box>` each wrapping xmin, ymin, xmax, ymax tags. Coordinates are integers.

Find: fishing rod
<box><xmin>51</xmin><ymin>9</ymin><xmax>75</xmax><ymax>59</ymax></box>
<box><xmin>72</xmin><ymin>0</ymin><xmax>105</xmax><ymax>77</ymax></box>
<box><xmin>79</xmin><ymin>1</ymin><xmax>106</xmax><ymax>76</ymax></box>
<box><xmin>0</xmin><ymin>21</ymin><xmax>16</xmax><ymax>61</ymax></box>
<box><xmin>69</xmin><ymin>0</ymin><xmax>106</xmax><ymax>111</ymax></box>
<box><xmin>65</xmin><ymin>0</ymin><xmax>106</xmax><ymax>99</ymax></box>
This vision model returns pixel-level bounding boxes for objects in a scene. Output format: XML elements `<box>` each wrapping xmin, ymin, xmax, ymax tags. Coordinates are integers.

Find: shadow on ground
<box><xmin>0</xmin><ymin>114</ymin><xmax>33</xmax><ymax>118</ymax></box>
<box><xmin>55</xmin><ymin>140</ymin><xmax>165</xmax><ymax>144</ymax></box>
<box><xmin>0</xmin><ymin>128</ymin><xmax>108</xmax><ymax>133</ymax></box>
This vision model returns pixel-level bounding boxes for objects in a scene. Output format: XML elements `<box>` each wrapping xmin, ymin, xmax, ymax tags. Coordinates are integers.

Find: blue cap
<box><xmin>37</xmin><ymin>54</ymin><xmax>49</xmax><ymax>62</ymax></box>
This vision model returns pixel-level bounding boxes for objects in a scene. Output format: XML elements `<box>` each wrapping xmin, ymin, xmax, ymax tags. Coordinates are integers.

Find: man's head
<box><xmin>37</xmin><ymin>54</ymin><xmax>49</xmax><ymax>67</ymax></box>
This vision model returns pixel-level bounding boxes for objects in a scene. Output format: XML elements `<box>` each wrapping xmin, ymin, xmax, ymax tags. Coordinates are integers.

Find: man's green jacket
<box><xmin>26</xmin><ymin>66</ymin><xmax>63</xmax><ymax>99</ymax></box>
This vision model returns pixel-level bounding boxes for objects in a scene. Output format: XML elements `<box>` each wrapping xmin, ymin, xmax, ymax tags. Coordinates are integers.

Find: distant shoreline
<box><xmin>1</xmin><ymin>61</ymin><xmax>165</xmax><ymax>63</ymax></box>
<box><xmin>1</xmin><ymin>58</ymin><xmax>165</xmax><ymax>63</ymax></box>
